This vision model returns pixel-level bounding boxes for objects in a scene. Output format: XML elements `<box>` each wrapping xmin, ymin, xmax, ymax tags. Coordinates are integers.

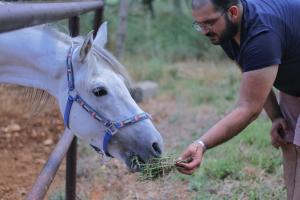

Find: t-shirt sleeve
<box><xmin>241</xmin><ymin>30</ymin><xmax>282</xmax><ymax>72</ymax></box>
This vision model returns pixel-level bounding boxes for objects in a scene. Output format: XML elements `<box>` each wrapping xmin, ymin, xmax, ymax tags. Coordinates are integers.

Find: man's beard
<box><xmin>207</xmin><ymin>14</ymin><xmax>239</xmax><ymax>45</ymax></box>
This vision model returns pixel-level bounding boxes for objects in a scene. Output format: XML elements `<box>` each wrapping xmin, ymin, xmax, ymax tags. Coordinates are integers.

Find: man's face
<box><xmin>192</xmin><ymin>1</ymin><xmax>238</xmax><ymax>45</ymax></box>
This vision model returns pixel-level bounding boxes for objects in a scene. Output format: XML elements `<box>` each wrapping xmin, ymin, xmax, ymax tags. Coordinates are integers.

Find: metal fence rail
<box><xmin>0</xmin><ymin>1</ymin><xmax>104</xmax><ymax>33</ymax></box>
<box><xmin>0</xmin><ymin>1</ymin><xmax>104</xmax><ymax>199</ymax></box>
<box><xmin>25</xmin><ymin>130</ymin><xmax>75</xmax><ymax>200</ymax></box>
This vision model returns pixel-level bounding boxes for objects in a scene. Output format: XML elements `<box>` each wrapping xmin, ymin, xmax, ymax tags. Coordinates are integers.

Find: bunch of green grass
<box><xmin>131</xmin><ymin>155</ymin><xmax>191</xmax><ymax>181</ymax></box>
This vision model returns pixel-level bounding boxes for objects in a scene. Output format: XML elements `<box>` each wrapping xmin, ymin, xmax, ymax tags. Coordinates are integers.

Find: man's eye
<box><xmin>206</xmin><ymin>21</ymin><xmax>215</xmax><ymax>26</ymax></box>
<box><xmin>92</xmin><ymin>87</ymin><xmax>108</xmax><ymax>97</ymax></box>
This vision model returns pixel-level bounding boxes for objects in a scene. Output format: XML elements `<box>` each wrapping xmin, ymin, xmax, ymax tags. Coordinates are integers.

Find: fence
<box><xmin>0</xmin><ymin>1</ymin><xmax>104</xmax><ymax>199</ymax></box>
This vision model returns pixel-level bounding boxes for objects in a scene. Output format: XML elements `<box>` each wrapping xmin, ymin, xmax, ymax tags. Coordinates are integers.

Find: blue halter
<box><xmin>63</xmin><ymin>45</ymin><xmax>151</xmax><ymax>157</ymax></box>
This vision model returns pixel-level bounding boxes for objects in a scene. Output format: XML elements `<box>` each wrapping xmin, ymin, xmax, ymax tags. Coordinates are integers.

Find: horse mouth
<box><xmin>128</xmin><ymin>154</ymin><xmax>145</xmax><ymax>172</ymax></box>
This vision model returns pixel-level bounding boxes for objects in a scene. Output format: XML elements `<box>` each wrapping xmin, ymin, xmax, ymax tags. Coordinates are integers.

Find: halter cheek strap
<box><xmin>63</xmin><ymin>45</ymin><xmax>151</xmax><ymax>157</ymax></box>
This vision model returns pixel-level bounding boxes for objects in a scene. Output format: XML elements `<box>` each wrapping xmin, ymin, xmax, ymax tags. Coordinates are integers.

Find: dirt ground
<box><xmin>0</xmin><ymin>85</ymin><xmax>217</xmax><ymax>200</ymax></box>
<box><xmin>0</xmin><ymin>85</ymin><xmax>65</xmax><ymax>200</ymax></box>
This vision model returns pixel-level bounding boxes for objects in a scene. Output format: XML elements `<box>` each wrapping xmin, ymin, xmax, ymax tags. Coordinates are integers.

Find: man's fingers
<box><xmin>176</xmin><ymin>157</ymin><xmax>201</xmax><ymax>170</ymax></box>
<box><xmin>273</xmin><ymin>131</ymin><xmax>287</xmax><ymax>144</ymax></box>
<box><xmin>270</xmin><ymin>123</ymin><xmax>280</xmax><ymax>134</ymax></box>
<box><xmin>177</xmin><ymin>166</ymin><xmax>197</xmax><ymax>175</ymax></box>
<box><xmin>176</xmin><ymin>149</ymin><xmax>193</xmax><ymax>168</ymax></box>
<box><xmin>182</xmin><ymin>158</ymin><xmax>201</xmax><ymax>170</ymax></box>
<box><xmin>177</xmin><ymin>143</ymin><xmax>204</xmax><ymax>175</ymax></box>
<box><xmin>270</xmin><ymin>118</ymin><xmax>289</xmax><ymax>149</ymax></box>
<box><xmin>271</xmin><ymin>131</ymin><xmax>286</xmax><ymax>148</ymax></box>
<box><xmin>271</xmin><ymin>140</ymin><xmax>279</xmax><ymax>148</ymax></box>
<box><xmin>281</xmin><ymin>120</ymin><xmax>288</xmax><ymax>131</ymax></box>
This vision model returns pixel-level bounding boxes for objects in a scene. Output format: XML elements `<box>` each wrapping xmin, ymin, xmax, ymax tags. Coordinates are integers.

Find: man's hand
<box><xmin>270</xmin><ymin>118</ymin><xmax>289</xmax><ymax>148</ymax></box>
<box><xmin>175</xmin><ymin>142</ymin><xmax>204</xmax><ymax>175</ymax></box>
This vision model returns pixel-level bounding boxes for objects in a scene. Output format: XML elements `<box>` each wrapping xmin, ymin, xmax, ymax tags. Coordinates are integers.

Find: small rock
<box><xmin>40</xmin><ymin>132</ymin><xmax>46</xmax><ymax>137</ymax></box>
<box><xmin>17</xmin><ymin>187</ymin><xmax>27</xmax><ymax>196</ymax></box>
<box><xmin>43</xmin><ymin>138</ymin><xmax>53</xmax><ymax>146</ymax></box>
<box><xmin>31</xmin><ymin>130</ymin><xmax>38</xmax><ymax>138</ymax></box>
<box><xmin>3</xmin><ymin>124</ymin><xmax>21</xmax><ymax>132</ymax></box>
<box><xmin>35</xmin><ymin>159</ymin><xmax>46</xmax><ymax>165</ymax></box>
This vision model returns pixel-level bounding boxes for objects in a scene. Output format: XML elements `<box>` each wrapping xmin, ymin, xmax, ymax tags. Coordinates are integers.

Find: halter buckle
<box><xmin>106</xmin><ymin>122</ymin><xmax>118</xmax><ymax>136</ymax></box>
<box><xmin>68</xmin><ymin>89</ymin><xmax>78</xmax><ymax>98</ymax></box>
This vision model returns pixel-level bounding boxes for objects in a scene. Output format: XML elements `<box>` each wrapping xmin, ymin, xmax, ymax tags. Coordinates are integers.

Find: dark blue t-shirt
<box><xmin>221</xmin><ymin>0</ymin><xmax>300</xmax><ymax>96</ymax></box>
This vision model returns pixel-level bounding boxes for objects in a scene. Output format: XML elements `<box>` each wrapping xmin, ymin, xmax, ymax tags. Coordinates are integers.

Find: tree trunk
<box><xmin>143</xmin><ymin>0</ymin><xmax>155</xmax><ymax>18</ymax></box>
<box><xmin>173</xmin><ymin>0</ymin><xmax>182</xmax><ymax>13</ymax></box>
<box><xmin>115</xmin><ymin>0</ymin><xmax>128</xmax><ymax>60</ymax></box>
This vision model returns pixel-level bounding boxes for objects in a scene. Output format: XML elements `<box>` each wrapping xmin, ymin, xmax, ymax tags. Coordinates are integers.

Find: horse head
<box><xmin>57</xmin><ymin>22</ymin><xmax>163</xmax><ymax>171</ymax></box>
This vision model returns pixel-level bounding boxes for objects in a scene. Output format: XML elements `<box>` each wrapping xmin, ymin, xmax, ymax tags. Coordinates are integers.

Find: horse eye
<box><xmin>92</xmin><ymin>87</ymin><xmax>108</xmax><ymax>97</ymax></box>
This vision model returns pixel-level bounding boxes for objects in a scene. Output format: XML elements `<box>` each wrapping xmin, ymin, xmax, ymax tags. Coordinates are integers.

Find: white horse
<box><xmin>0</xmin><ymin>22</ymin><xmax>163</xmax><ymax>170</ymax></box>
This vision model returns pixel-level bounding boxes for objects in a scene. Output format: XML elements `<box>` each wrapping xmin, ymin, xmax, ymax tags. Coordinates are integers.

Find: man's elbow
<box><xmin>239</xmin><ymin>103</ymin><xmax>263</xmax><ymax>122</ymax></box>
<box><xmin>249</xmin><ymin>108</ymin><xmax>261</xmax><ymax>122</ymax></box>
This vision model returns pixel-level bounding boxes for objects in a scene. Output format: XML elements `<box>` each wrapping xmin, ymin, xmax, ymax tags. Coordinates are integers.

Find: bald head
<box><xmin>192</xmin><ymin>0</ymin><xmax>240</xmax><ymax>12</ymax></box>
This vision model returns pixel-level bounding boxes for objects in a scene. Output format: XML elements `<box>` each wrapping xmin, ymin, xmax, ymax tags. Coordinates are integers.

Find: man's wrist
<box><xmin>194</xmin><ymin>139</ymin><xmax>207</xmax><ymax>152</ymax></box>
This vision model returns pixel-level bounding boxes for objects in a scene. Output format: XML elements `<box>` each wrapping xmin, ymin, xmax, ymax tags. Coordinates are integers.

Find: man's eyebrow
<box><xmin>197</xmin><ymin>17</ymin><xmax>218</xmax><ymax>24</ymax></box>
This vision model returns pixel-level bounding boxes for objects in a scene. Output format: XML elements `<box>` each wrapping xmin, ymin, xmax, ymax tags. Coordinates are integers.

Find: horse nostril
<box><xmin>152</xmin><ymin>142</ymin><xmax>162</xmax><ymax>156</ymax></box>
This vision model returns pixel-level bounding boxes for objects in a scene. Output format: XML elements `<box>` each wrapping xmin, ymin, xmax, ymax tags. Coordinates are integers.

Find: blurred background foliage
<box><xmin>104</xmin><ymin>0</ymin><xmax>226</xmax><ymax>62</ymax></box>
<box><xmin>7</xmin><ymin>0</ymin><xmax>226</xmax><ymax>62</ymax></box>
<box><xmin>75</xmin><ymin>0</ymin><xmax>227</xmax><ymax>63</ymax></box>
<box><xmin>8</xmin><ymin>0</ymin><xmax>229</xmax><ymax>83</ymax></box>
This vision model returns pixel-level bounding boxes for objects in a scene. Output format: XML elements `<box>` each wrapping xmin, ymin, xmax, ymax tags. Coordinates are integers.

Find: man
<box><xmin>175</xmin><ymin>0</ymin><xmax>300</xmax><ymax>199</ymax></box>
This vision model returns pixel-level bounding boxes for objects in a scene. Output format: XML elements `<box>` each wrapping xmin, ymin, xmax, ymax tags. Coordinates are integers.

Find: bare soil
<box><xmin>0</xmin><ymin>85</ymin><xmax>64</xmax><ymax>200</ymax></box>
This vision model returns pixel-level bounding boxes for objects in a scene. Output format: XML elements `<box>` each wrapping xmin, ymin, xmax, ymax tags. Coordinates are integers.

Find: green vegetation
<box><xmin>61</xmin><ymin>0</ymin><xmax>226</xmax><ymax>63</ymax></box>
<box><xmin>105</xmin><ymin>1</ymin><xmax>225</xmax><ymax>62</ymax></box>
<box><xmin>176</xmin><ymin>118</ymin><xmax>285</xmax><ymax>199</ymax></box>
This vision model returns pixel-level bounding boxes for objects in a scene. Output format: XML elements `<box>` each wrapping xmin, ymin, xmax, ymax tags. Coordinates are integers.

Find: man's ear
<box><xmin>79</xmin><ymin>31</ymin><xmax>94</xmax><ymax>62</ymax></box>
<box><xmin>228</xmin><ymin>5</ymin><xmax>239</xmax><ymax>20</ymax></box>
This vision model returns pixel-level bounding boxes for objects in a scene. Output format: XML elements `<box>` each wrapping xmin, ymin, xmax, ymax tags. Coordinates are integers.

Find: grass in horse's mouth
<box><xmin>130</xmin><ymin>155</ymin><xmax>191</xmax><ymax>181</ymax></box>
<box><xmin>129</xmin><ymin>154</ymin><xmax>145</xmax><ymax>170</ymax></box>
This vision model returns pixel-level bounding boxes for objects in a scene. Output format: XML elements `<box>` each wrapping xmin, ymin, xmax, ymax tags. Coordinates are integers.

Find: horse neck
<box><xmin>0</xmin><ymin>27</ymin><xmax>70</xmax><ymax>98</ymax></box>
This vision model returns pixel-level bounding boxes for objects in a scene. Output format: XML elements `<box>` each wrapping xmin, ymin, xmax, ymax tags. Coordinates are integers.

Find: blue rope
<box><xmin>103</xmin><ymin>131</ymin><xmax>113</xmax><ymax>157</ymax></box>
<box><xmin>64</xmin><ymin>96</ymin><xmax>74</xmax><ymax>129</ymax></box>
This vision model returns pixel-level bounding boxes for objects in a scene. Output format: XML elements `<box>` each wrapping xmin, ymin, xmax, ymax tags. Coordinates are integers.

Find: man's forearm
<box><xmin>263</xmin><ymin>89</ymin><xmax>282</xmax><ymax>121</ymax></box>
<box><xmin>200</xmin><ymin>106</ymin><xmax>259</xmax><ymax>149</ymax></box>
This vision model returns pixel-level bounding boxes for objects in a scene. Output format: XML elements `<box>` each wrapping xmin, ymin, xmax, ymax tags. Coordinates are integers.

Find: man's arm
<box><xmin>239</xmin><ymin>64</ymin><xmax>286</xmax><ymax>147</ymax></box>
<box><xmin>177</xmin><ymin>65</ymin><xmax>278</xmax><ymax>174</ymax></box>
<box><xmin>263</xmin><ymin>89</ymin><xmax>283</xmax><ymax>121</ymax></box>
<box><xmin>201</xmin><ymin>65</ymin><xmax>278</xmax><ymax>149</ymax></box>
<box><xmin>263</xmin><ymin>89</ymin><xmax>289</xmax><ymax>148</ymax></box>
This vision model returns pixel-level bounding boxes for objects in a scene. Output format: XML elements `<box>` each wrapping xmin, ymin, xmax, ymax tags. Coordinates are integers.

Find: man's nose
<box><xmin>203</xmin><ymin>29</ymin><xmax>210</xmax><ymax>35</ymax></box>
<box><xmin>201</xmin><ymin>26</ymin><xmax>210</xmax><ymax>35</ymax></box>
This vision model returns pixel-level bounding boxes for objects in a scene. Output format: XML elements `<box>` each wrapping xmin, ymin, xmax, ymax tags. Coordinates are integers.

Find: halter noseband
<box><xmin>63</xmin><ymin>45</ymin><xmax>151</xmax><ymax>157</ymax></box>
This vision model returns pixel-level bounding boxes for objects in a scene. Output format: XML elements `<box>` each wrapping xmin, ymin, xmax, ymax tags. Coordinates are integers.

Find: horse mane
<box><xmin>22</xmin><ymin>25</ymin><xmax>132</xmax><ymax>115</ymax></box>
<box><xmin>23</xmin><ymin>87</ymin><xmax>56</xmax><ymax>115</ymax></box>
<box><xmin>0</xmin><ymin>85</ymin><xmax>55</xmax><ymax>116</ymax></box>
<box><xmin>92</xmin><ymin>47</ymin><xmax>133</xmax><ymax>88</ymax></box>
<box><xmin>37</xmin><ymin>25</ymin><xmax>72</xmax><ymax>44</ymax></box>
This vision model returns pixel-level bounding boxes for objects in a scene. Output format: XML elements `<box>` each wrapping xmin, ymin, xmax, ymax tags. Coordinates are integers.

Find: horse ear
<box><xmin>79</xmin><ymin>31</ymin><xmax>94</xmax><ymax>62</ymax></box>
<box><xmin>94</xmin><ymin>21</ymin><xmax>108</xmax><ymax>49</ymax></box>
